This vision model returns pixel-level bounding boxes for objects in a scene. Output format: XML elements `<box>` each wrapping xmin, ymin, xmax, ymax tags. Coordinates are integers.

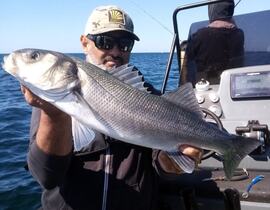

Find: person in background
<box><xmin>22</xmin><ymin>5</ymin><xmax>202</xmax><ymax>210</ymax></box>
<box><xmin>181</xmin><ymin>0</ymin><xmax>244</xmax><ymax>85</ymax></box>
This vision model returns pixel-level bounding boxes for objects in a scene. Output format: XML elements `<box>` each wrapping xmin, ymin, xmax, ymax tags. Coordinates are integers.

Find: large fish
<box><xmin>2</xmin><ymin>48</ymin><xmax>260</xmax><ymax>179</ymax></box>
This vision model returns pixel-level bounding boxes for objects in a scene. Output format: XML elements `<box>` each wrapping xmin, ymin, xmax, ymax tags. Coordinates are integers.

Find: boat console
<box><xmin>161</xmin><ymin>1</ymin><xmax>270</xmax><ymax>209</ymax></box>
<box><xmin>196</xmin><ymin>65</ymin><xmax>270</xmax><ymax>160</ymax></box>
<box><xmin>192</xmin><ymin>65</ymin><xmax>270</xmax><ymax>209</ymax></box>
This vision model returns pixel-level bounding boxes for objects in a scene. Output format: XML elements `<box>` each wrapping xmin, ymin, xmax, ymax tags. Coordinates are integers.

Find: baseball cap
<box><xmin>84</xmin><ymin>5</ymin><xmax>140</xmax><ymax>41</ymax></box>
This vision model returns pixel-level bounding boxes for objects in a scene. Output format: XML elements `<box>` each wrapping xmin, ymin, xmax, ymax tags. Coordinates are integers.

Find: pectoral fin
<box><xmin>72</xmin><ymin>117</ymin><xmax>95</xmax><ymax>151</ymax></box>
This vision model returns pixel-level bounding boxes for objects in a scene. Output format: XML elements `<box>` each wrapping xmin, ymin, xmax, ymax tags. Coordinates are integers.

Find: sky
<box><xmin>1</xmin><ymin>0</ymin><xmax>270</xmax><ymax>53</ymax></box>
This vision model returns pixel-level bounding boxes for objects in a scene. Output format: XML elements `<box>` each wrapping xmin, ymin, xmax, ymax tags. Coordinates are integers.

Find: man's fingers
<box><xmin>179</xmin><ymin>145</ymin><xmax>203</xmax><ymax>164</ymax></box>
<box><xmin>21</xmin><ymin>85</ymin><xmax>41</xmax><ymax>106</ymax></box>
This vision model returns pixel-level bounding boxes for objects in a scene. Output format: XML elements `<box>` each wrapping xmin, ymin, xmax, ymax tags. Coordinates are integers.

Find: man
<box><xmin>181</xmin><ymin>0</ymin><xmax>244</xmax><ymax>85</ymax></box>
<box><xmin>23</xmin><ymin>5</ymin><xmax>202</xmax><ymax>210</ymax></box>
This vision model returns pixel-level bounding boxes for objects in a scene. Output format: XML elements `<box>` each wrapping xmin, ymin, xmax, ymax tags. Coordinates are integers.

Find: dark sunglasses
<box><xmin>87</xmin><ymin>34</ymin><xmax>134</xmax><ymax>52</ymax></box>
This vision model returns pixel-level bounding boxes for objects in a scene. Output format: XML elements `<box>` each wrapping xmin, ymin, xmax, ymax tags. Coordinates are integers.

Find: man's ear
<box><xmin>80</xmin><ymin>35</ymin><xmax>89</xmax><ymax>53</ymax></box>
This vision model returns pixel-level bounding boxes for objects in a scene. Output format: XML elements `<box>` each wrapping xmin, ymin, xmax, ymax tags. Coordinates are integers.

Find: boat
<box><xmin>160</xmin><ymin>0</ymin><xmax>270</xmax><ymax>209</ymax></box>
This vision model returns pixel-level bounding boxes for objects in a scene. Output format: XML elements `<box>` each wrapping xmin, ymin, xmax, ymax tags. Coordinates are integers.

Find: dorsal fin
<box><xmin>109</xmin><ymin>63</ymin><xmax>132</xmax><ymax>74</ymax></box>
<box><xmin>162</xmin><ymin>83</ymin><xmax>203</xmax><ymax>118</ymax></box>
<box><xmin>71</xmin><ymin>57</ymin><xmax>149</xmax><ymax>92</ymax></box>
<box><xmin>117</xmin><ymin>71</ymin><xmax>142</xmax><ymax>82</ymax></box>
<box><xmin>110</xmin><ymin>64</ymin><xmax>149</xmax><ymax>92</ymax></box>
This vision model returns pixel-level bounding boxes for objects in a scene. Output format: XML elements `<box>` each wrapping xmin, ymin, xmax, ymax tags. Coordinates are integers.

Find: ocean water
<box><xmin>0</xmin><ymin>52</ymin><xmax>179</xmax><ymax>210</ymax></box>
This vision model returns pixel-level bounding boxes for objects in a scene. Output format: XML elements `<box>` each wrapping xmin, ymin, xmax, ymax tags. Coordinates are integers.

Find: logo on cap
<box><xmin>108</xmin><ymin>9</ymin><xmax>125</xmax><ymax>25</ymax></box>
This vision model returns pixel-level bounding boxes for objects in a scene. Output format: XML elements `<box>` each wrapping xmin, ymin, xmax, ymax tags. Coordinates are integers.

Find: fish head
<box><xmin>2</xmin><ymin>48</ymin><xmax>79</xmax><ymax>91</ymax></box>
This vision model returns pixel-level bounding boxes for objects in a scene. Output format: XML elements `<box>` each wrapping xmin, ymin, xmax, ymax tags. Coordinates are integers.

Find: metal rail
<box><xmin>161</xmin><ymin>0</ymin><xmax>229</xmax><ymax>94</ymax></box>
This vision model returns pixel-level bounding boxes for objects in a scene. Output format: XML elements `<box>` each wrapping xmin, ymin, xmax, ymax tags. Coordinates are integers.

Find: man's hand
<box><xmin>180</xmin><ymin>144</ymin><xmax>203</xmax><ymax>165</ymax></box>
<box><xmin>21</xmin><ymin>85</ymin><xmax>72</xmax><ymax>155</ymax></box>
<box><xmin>158</xmin><ymin>145</ymin><xmax>203</xmax><ymax>174</ymax></box>
<box><xmin>21</xmin><ymin>85</ymin><xmax>65</xmax><ymax>118</ymax></box>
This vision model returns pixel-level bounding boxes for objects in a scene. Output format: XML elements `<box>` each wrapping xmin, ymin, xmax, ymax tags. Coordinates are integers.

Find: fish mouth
<box><xmin>2</xmin><ymin>53</ymin><xmax>17</xmax><ymax>76</ymax></box>
<box><xmin>1</xmin><ymin>56</ymin><xmax>7</xmax><ymax>69</ymax></box>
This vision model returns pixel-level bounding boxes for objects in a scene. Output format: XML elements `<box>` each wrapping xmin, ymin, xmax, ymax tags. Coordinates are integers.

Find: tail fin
<box><xmin>223</xmin><ymin>136</ymin><xmax>261</xmax><ymax>179</ymax></box>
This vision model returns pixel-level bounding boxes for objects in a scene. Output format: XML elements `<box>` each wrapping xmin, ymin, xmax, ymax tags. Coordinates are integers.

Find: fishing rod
<box><xmin>127</xmin><ymin>0</ymin><xmax>173</xmax><ymax>35</ymax></box>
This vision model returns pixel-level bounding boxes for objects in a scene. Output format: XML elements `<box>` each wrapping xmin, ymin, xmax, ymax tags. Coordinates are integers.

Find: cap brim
<box><xmin>91</xmin><ymin>28</ymin><xmax>140</xmax><ymax>41</ymax></box>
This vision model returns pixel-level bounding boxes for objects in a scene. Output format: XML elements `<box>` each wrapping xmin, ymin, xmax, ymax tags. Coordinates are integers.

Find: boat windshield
<box><xmin>175</xmin><ymin>2</ymin><xmax>270</xmax><ymax>86</ymax></box>
<box><xmin>188</xmin><ymin>10</ymin><xmax>270</xmax><ymax>67</ymax></box>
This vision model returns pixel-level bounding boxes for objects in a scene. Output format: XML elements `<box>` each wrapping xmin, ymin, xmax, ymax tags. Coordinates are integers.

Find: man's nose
<box><xmin>109</xmin><ymin>44</ymin><xmax>122</xmax><ymax>56</ymax></box>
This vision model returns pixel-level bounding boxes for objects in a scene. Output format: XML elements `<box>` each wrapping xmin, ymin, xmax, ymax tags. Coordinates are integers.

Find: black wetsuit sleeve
<box><xmin>27</xmin><ymin>141</ymin><xmax>72</xmax><ymax>189</ymax></box>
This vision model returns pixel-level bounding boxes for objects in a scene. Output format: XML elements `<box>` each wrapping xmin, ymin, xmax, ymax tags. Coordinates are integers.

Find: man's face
<box><xmin>81</xmin><ymin>31</ymin><xmax>134</xmax><ymax>71</ymax></box>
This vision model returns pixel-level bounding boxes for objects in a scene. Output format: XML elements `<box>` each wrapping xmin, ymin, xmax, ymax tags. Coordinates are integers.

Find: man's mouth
<box><xmin>104</xmin><ymin>56</ymin><xmax>123</xmax><ymax>67</ymax></box>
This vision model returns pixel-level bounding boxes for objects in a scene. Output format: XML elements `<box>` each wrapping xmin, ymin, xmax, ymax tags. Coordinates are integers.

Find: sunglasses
<box><xmin>87</xmin><ymin>34</ymin><xmax>134</xmax><ymax>52</ymax></box>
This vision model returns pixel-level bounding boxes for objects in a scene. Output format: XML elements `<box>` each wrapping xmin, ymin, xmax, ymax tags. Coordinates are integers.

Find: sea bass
<box><xmin>2</xmin><ymin>48</ymin><xmax>260</xmax><ymax>179</ymax></box>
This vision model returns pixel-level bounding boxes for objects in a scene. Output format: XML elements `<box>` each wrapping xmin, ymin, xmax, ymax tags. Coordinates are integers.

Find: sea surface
<box><xmin>0</xmin><ymin>52</ymin><xmax>180</xmax><ymax>210</ymax></box>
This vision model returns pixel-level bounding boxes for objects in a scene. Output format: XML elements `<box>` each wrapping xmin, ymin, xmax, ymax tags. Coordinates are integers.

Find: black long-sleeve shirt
<box><xmin>28</xmin><ymin>137</ymin><xmax>162</xmax><ymax>210</ymax></box>
<box><xmin>27</xmin><ymin>76</ymin><xmax>169</xmax><ymax>210</ymax></box>
<box><xmin>184</xmin><ymin>26</ymin><xmax>244</xmax><ymax>85</ymax></box>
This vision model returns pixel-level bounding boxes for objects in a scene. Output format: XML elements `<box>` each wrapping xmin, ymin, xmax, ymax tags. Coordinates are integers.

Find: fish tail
<box><xmin>223</xmin><ymin>135</ymin><xmax>261</xmax><ymax>179</ymax></box>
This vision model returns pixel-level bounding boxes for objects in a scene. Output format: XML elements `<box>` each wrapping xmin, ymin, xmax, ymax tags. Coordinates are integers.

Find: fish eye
<box><xmin>30</xmin><ymin>51</ymin><xmax>40</xmax><ymax>60</ymax></box>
